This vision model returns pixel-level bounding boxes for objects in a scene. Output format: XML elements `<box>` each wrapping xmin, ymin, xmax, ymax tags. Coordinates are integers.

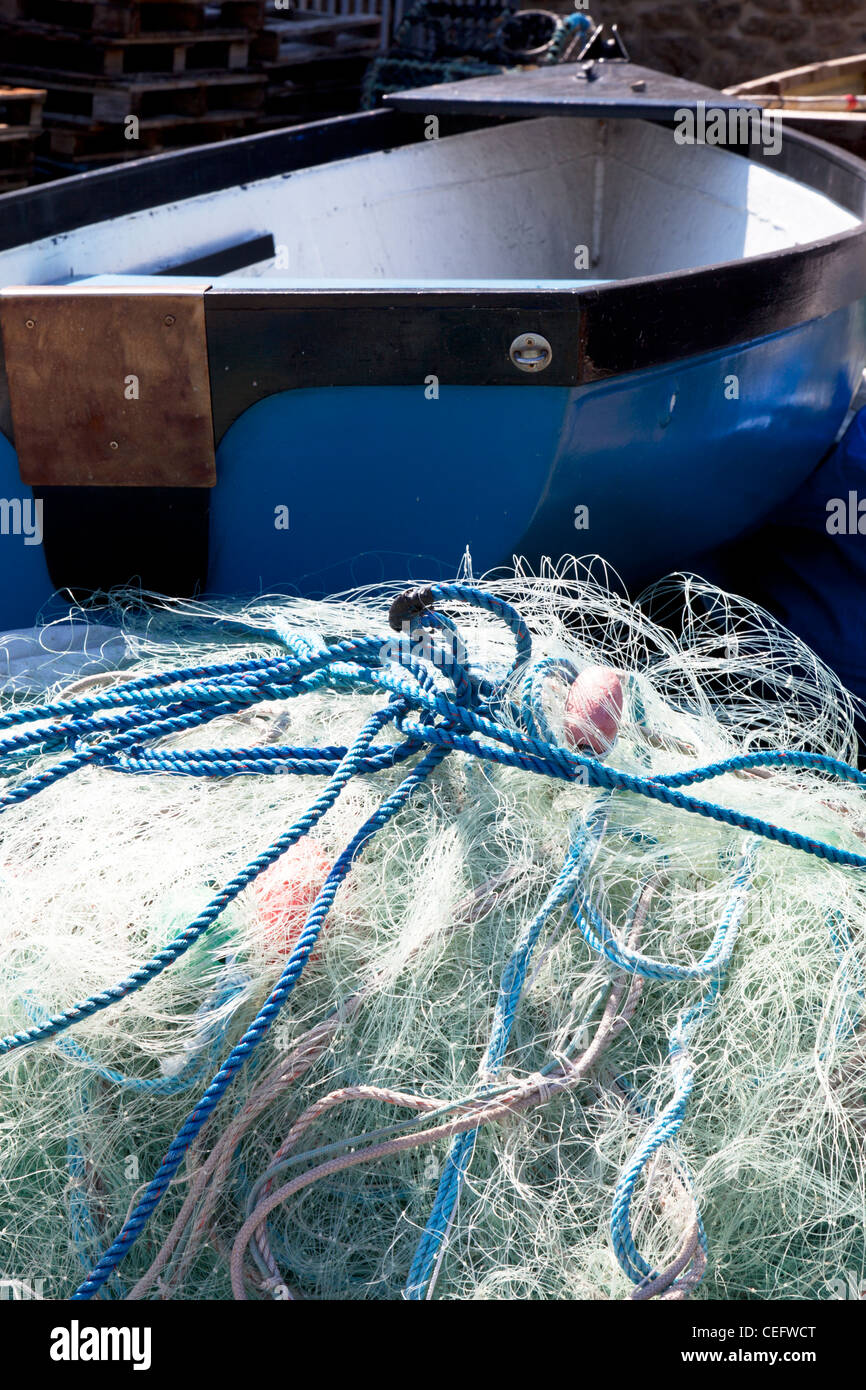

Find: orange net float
<box><xmin>253</xmin><ymin>838</ymin><xmax>332</xmax><ymax>958</ymax></box>
<box><xmin>563</xmin><ymin>665</ymin><xmax>623</xmax><ymax>754</ymax></box>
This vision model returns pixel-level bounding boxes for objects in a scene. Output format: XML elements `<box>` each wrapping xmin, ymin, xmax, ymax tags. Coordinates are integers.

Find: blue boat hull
<box><xmin>2</xmin><ymin>300</ymin><xmax>863</xmax><ymax>628</ymax></box>
<box><xmin>209</xmin><ymin>303</ymin><xmax>866</xmax><ymax>596</ymax></box>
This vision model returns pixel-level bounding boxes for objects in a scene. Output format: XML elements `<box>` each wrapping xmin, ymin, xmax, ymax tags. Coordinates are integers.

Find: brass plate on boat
<box><xmin>0</xmin><ymin>284</ymin><xmax>216</xmax><ymax>487</ymax></box>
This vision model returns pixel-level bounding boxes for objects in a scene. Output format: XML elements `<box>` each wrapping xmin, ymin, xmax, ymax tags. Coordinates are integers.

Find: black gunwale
<box><xmin>1</xmin><ymin>103</ymin><xmax>865</xmax><ymax>405</ymax></box>
<box><xmin>0</xmin><ymin>109</ymin><xmax>428</xmax><ymax>254</ymax></box>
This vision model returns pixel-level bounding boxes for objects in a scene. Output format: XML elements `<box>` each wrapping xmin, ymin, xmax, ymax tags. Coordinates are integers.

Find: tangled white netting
<box><xmin>0</xmin><ymin>559</ymin><xmax>864</xmax><ymax>1301</ymax></box>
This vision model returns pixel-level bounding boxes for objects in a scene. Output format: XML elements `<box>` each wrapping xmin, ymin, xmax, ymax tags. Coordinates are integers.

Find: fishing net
<box><xmin>360</xmin><ymin>3</ymin><xmax>593</xmax><ymax>109</ymax></box>
<box><xmin>0</xmin><ymin>558</ymin><xmax>864</xmax><ymax>1302</ymax></box>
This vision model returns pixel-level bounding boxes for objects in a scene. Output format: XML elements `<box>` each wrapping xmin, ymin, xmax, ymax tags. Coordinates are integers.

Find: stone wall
<box><xmin>550</xmin><ymin>1</ymin><xmax>866</xmax><ymax>93</ymax></box>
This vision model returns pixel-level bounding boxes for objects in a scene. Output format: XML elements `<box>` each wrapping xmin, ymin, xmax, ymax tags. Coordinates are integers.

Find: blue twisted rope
<box><xmin>65</xmin><ymin>1082</ymin><xmax>126</xmax><ymax>1297</ymax></box>
<box><xmin>406</xmin><ymin>830</ymin><xmax>757</xmax><ymax>1298</ymax></box>
<box><xmin>0</xmin><ymin>582</ymin><xmax>864</xmax><ymax>1299</ymax></box>
<box><xmin>829</xmin><ymin>909</ymin><xmax>866</xmax><ymax>1034</ymax></box>
<box><xmin>73</xmin><ymin>739</ymin><xmax>449</xmax><ymax>1299</ymax></box>
<box><xmin>405</xmin><ymin>805</ymin><xmax>607</xmax><ymax>1298</ymax></box>
<box><xmin>609</xmin><ymin>846</ymin><xmax>757</xmax><ymax>1287</ymax></box>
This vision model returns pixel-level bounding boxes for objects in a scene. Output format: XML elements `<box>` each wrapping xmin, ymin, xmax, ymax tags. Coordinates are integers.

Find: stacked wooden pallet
<box><xmin>253</xmin><ymin>1</ymin><xmax>384</xmax><ymax>129</ymax></box>
<box><xmin>0</xmin><ymin>83</ymin><xmax>45</xmax><ymax>190</ymax></box>
<box><xmin>0</xmin><ymin>0</ymin><xmax>268</xmax><ymax>176</ymax></box>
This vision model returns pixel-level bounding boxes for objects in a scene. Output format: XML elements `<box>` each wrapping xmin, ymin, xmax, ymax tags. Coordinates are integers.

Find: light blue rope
<box><xmin>20</xmin><ymin>963</ymin><xmax>250</xmax><ymax>1095</ymax></box>
<box><xmin>609</xmin><ymin>847</ymin><xmax>757</xmax><ymax>1285</ymax></box>
<box><xmin>65</xmin><ymin>1082</ymin><xmax>126</xmax><ymax>1297</ymax></box>
<box><xmin>828</xmin><ymin>909</ymin><xmax>866</xmax><ymax>1035</ymax></box>
<box><xmin>405</xmin><ymin>807</ymin><xmax>606</xmax><ymax>1298</ymax></box>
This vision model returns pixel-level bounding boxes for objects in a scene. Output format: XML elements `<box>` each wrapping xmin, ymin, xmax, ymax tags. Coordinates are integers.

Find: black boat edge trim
<box><xmin>203</xmin><ymin>215</ymin><xmax>866</xmax><ymax>439</ymax></box>
<box><xmin>0</xmin><ymin>100</ymin><xmax>864</xmax><ymax>281</ymax></box>
<box><xmin>0</xmin><ymin>109</ymin><xmax>461</xmax><ymax>256</ymax></box>
<box><xmin>198</xmin><ymin>114</ymin><xmax>866</xmax><ymax>429</ymax></box>
<box><xmin>0</xmin><ymin>101</ymin><xmax>863</xmax><ymax>404</ymax></box>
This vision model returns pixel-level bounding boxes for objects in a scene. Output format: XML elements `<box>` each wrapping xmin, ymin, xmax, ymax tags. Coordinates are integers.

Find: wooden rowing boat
<box><xmin>727</xmin><ymin>53</ymin><xmax>866</xmax><ymax>157</ymax></box>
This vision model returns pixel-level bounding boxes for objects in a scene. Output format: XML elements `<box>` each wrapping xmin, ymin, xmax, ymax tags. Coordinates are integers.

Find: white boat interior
<box><xmin>0</xmin><ymin>116</ymin><xmax>860</xmax><ymax>288</ymax></box>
